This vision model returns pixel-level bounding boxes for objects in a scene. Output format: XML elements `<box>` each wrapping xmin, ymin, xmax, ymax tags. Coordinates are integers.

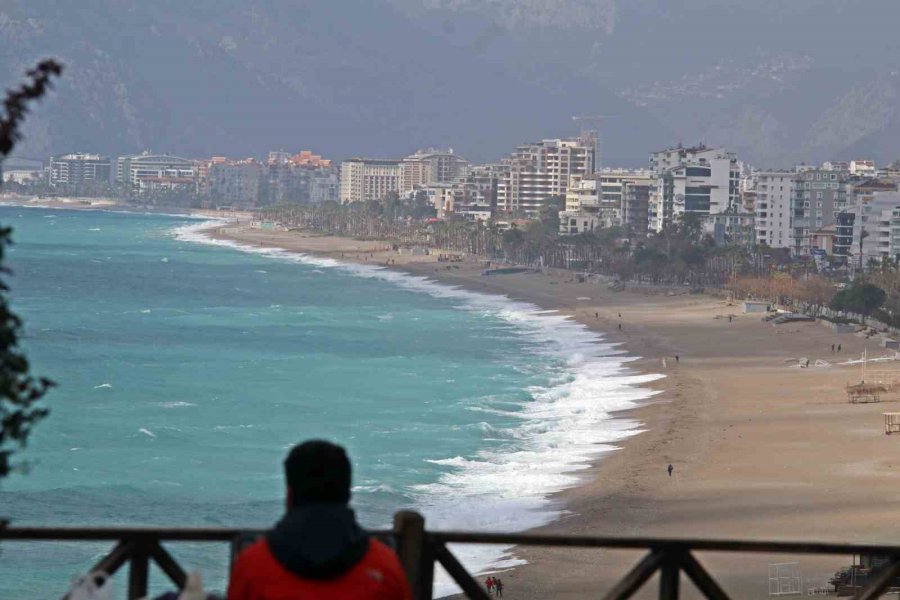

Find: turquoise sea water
<box><xmin>0</xmin><ymin>207</ymin><xmax>660</xmax><ymax>598</ymax></box>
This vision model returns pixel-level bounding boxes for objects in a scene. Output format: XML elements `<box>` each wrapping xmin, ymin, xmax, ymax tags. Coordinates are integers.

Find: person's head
<box><xmin>283</xmin><ymin>440</ymin><xmax>352</xmax><ymax>508</ymax></box>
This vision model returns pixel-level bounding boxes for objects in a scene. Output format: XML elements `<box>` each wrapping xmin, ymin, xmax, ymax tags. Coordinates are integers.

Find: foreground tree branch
<box><xmin>0</xmin><ymin>59</ymin><xmax>63</xmax><ymax>478</ymax></box>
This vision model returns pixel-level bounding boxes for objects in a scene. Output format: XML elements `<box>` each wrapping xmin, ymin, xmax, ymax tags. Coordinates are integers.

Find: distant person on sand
<box><xmin>618</xmin><ymin>323</ymin><xmax>622</xmax><ymax>330</ymax></box>
<box><xmin>485</xmin><ymin>577</ymin><xmax>493</xmax><ymax>594</ymax></box>
<box><xmin>495</xmin><ymin>577</ymin><xmax>503</xmax><ymax>597</ymax></box>
<box><xmin>831</xmin><ymin>344</ymin><xmax>835</xmax><ymax>352</ymax></box>
<box><xmin>675</xmin><ymin>355</ymin><xmax>679</xmax><ymax>363</ymax></box>
<box><xmin>838</xmin><ymin>344</ymin><xmax>842</xmax><ymax>352</ymax></box>
<box><xmin>668</xmin><ymin>464</ymin><xmax>674</xmax><ymax>477</ymax></box>
<box><xmin>227</xmin><ymin>440</ymin><xmax>410</xmax><ymax>600</ymax></box>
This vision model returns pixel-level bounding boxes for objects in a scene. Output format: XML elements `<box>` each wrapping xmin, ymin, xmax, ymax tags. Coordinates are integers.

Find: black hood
<box><xmin>267</xmin><ymin>503</ymin><xmax>371</xmax><ymax>579</ymax></box>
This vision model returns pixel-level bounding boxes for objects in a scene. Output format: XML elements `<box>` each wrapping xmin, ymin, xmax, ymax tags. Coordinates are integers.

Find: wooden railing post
<box><xmin>394</xmin><ymin>510</ymin><xmax>433</xmax><ymax>600</ymax></box>
<box><xmin>128</xmin><ymin>538</ymin><xmax>150</xmax><ymax>600</ymax></box>
<box><xmin>658</xmin><ymin>555</ymin><xmax>680</xmax><ymax>600</ymax></box>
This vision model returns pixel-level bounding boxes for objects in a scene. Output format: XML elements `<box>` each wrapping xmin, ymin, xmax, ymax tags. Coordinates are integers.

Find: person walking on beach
<box><xmin>667</xmin><ymin>464</ymin><xmax>674</xmax><ymax>477</ymax></box>
<box><xmin>485</xmin><ymin>577</ymin><xmax>494</xmax><ymax>594</ymax></box>
<box><xmin>618</xmin><ymin>323</ymin><xmax>622</xmax><ymax>330</ymax></box>
<box><xmin>831</xmin><ymin>344</ymin><xmax>835</xmax><ymax>352</ymax></box>
<box><xmin>838</xmin><ymin>344</ymin><xmax>842</xmax><ymax>352</ymax></box>
<box><xmin>494</xmin><ymin>578</ymin><xmax>503</xmax><ymax>597</ymax></box>
<box><xmin>675</xmin><ymin>355</ymin><xmax>679</xmax><ymax>363</ymax></box>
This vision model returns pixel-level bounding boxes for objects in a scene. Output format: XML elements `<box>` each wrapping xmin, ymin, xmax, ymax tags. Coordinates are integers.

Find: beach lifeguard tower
<box><xmin>884</xmin><ymin>413</ymin><xmax>900</xmax><ymax>435</ymax></box>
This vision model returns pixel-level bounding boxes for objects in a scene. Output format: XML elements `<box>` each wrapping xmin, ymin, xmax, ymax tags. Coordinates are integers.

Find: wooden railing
<box><xmin>4</xmin><ymin>512</ymin><xmax>900</xmax><ymax>599</ymax></box>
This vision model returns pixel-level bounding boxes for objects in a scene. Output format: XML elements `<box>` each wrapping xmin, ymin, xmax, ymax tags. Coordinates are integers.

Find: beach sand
<box><xmin>211</xmin><ymin>224</ymin><xmax>900</xmax><ymax>598</ymax></box>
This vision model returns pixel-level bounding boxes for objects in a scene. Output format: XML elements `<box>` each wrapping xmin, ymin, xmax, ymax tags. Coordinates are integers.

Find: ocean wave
<box><xmin>175</xmin><ymin>221</ymin><xmax>664</xmax><ymax>594</ymax></box>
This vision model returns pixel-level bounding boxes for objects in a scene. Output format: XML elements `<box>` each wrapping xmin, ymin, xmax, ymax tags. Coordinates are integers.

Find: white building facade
<box><xmin>496</xmin><ymin>138</ymin><xmax>594</xmax><ymax>216</ymax></box>
<box><xmin>340</xmin><ymin>158</ymin><xmax>402</xmax><ymax>203</ymax></box>
<box><xmin>755</xmin><ymin>171</ymin><xmax>795</xmax><ymax>248</ymax></box>
<box><xmin>649</xmin><ymin>146</ymin><xmax>741</xmax><ymax>232</ymax></box>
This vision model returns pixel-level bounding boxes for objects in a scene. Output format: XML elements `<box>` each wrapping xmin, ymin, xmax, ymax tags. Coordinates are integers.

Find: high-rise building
<box><xmin>206</xmin><ymin>157</ymin><xmax>264</xmax><ymax>205</ymax></box>
<box><xmin>400</xmin><ymin>149</ymin><xmax>468</xmax><ymax>193</ymax></box>
<box><xmin>754</xmin><ymin>167</ymin><xmax>849</xmax><ymax>253</ymax></box>
<box><xmin>307</xmin><ymin>170</ymin><xmax>337</xmax><ymax>204</ymax></box>
<box><xmin>754</xmin><ymin>171</ymin><xmax>796</xmax><ymax>249</ymax></box>
<box><xmin>115</xmin><ymin>152</ymin><xmax>196</xmax><ymax>194</ymax></box>
<box><xmin>340</xmin><ymin>158</ymin><xmax>402</xmax><ymax>203</ymax></box>
<box><xmin>495</xmin><ymin>138</ymin><xmax>594</xmax><ymax>216</ymax></box>
<box><xmin>649</xmin><ymin>145</ymin><xmax>741</xmax><ymax>232</ymax></box>
<box><xmin>597</xmin><ymin>169</ymin><xmax>653</xmax><ymax>234</ymax></box>
<box><xmin>790</xmin><ymin>168</ymin><xmax>849</xmax><ymax>255</ymax></box>
<box><xmin>839</xmin><ymin>191</ymin><xmax>900</xmax><ymax>268</ymax></box>
<box><xmin>266</xmin><ymin>150</ymin><xmax>337</xmax><ymax>204</ymax></box>
<box><xmin>49</xmin><ymin>153</ymin><xmax>112</xmax><ymax>188</ymax></box>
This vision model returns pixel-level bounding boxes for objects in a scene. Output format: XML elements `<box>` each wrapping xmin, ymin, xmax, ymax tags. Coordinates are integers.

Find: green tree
<box><xmin>830</xmin><ymin>281</ymin><xmax>886</xmax><ymax>323</ymax></box>
<box><xmin>536</xmin><ymin>195</ymin><xmax>564</xmax><ymax>236</ymax></box>
<box><xmin>0</xmin><ymin>60</ymin><xmax>61</xmax><ymax>479</ymax></box>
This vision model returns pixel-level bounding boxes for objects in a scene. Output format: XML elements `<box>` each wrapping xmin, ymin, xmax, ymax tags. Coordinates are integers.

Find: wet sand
<box><xmin>212</xmin><ymin>224</ymin><xmax>900</xmax><ymax>598</ymax></box>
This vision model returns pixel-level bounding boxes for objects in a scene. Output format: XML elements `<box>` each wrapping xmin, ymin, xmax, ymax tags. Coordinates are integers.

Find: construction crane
<box><xmin>572</xmin><ymin>115</ymin><xmax>618</xmax><ymax>171</ymax></box>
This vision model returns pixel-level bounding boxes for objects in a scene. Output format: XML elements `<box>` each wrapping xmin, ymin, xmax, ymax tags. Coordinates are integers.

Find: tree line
<box><xmin>260</xmin><ymin>197</ymin><xmax>764</xmax><ymax>286</ymax></box>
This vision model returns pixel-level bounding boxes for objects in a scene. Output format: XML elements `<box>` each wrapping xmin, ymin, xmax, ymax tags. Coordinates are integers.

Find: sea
<box><xmin>0</xmin><ymin>206</ymin><xmax>661</xmax><ymax>598</ymax></box>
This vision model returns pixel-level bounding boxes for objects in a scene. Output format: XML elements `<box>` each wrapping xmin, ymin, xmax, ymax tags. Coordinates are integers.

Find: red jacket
<box><xmin>228</xmin><ymin>537</ymin><xmax>411</xmax><ymax>600</ymax></box>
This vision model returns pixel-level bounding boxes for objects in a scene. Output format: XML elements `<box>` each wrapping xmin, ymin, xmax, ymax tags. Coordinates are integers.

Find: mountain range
<box><xmin>3</xmin><ymin>0</ymin><xmax>900</xmax><ymax>168</ymax></box>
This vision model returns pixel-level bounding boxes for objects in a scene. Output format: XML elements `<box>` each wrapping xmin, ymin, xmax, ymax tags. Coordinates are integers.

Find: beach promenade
<box><xmin>212</xmin><ymin>224</ymin><xmax>900</xmax><ymax>598</ymax></box>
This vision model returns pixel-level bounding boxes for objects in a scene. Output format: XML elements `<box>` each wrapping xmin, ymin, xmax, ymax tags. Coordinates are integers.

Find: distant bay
<box><xmin>0</xmin><ymin>207</ymin><xmax>658</xmax><ymax>598</ymax></box>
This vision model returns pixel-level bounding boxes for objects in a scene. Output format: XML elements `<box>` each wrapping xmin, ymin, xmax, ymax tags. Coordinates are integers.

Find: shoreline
<box><xmin>206</xmin><ymin>223</ymin><xmax>900</xmax><ymax>598</ymax></box>
<box><xmin>182</xmin><ymin>221</ymin><xmax>666</xmax><ymax>587</ymax></box>
<box><xmin>0</xmin><ymin>193</ymin><xmax>254</xmax><ymax>221</ymax></box>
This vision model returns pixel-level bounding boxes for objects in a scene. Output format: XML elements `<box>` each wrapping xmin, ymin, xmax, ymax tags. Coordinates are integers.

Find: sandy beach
<box><xmin>211</xmin><ymin>224</ymin><xmax>900</xmax><ymax>598</ymax></box>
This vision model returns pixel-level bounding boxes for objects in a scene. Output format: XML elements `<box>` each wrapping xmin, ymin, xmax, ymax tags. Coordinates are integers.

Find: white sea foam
<box><xmin>94</xmin><ymin>383</ymin><xmax>112</xmax><ymax>389</ymax></box>
<box><xmin>139</xmin><ymin>428</ymin><xmax>157</xmax><ymax>438</ymax></box>
<box><xmin>88</xmin><ymin>228</ymin><xmax>102</xmax><ymax>231</ymax></box>
<box><xmin>159</xmin><ymin>401</ymin><xmax>196</xmax><ymax>408</ymax></box>
<box><xmin>174</xmin><ymin>221</ymin><xmax>664</xmax><ymax>596</ymax></box>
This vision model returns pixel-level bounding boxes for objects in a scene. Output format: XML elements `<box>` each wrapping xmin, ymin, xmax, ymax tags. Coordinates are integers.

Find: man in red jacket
<box><xmin>228</xmin><ymin>440</ymin><xmax>411</xmax><ymax>600</ymax></box>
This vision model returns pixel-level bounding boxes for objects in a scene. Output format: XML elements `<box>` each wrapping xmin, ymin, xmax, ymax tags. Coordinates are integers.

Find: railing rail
<box><xmin>3</xmin><ymin>513</ymin><xmax>900</xmax><ymax>599</ymax></box>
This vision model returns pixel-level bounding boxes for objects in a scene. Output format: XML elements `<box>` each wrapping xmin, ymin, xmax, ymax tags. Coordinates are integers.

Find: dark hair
<box><xmin>284</xmin><ymin>440</ymin><xmax>352</xmax><ymax>506</ymax></box>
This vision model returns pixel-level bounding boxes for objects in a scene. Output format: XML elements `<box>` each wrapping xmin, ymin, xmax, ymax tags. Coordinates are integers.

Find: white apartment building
<box><xmin>755</xmin><ymin>171</ymin><xmax>795</xmax><ymax>248</ymax></box>
<box><xmin>754</xmin><ymin>168</ymin><xmax>849</xmax><ymax>253</ymax></box>
<box><xmin>49</xmin><ymin>153</ymin><xmax>112</xmax><ymax>187</ymax></box>
<box><xmin>850</xmin><ymin>160</ymin><xmax>876</xmax><ymax>177</ymax></box>
<box><xmin>560</xmin><ymin>177</ymin><xmax>602</xmax><ymax>235</ymax></box>
<box><xmin>496</xmin><ymin>138</ymin><xmax>594</xmax><ymax>216</ymax></box>
<box><xmin>340</xmin><ymin>158</ymin><xmax>402</xmax><ymax>203</ymax></box>
<box><xmin>841</xmin><ymin>191</ymin><xmax>900</xmax><ymax>267</ymax></box>
<box><xmin>649</xmin><ymin>146</ymin><xmax>741</xmax><ymax>232</ymax></box>
<box><xmin>400</xmin><ymin>149</ymin><xmax>468</xmax><ymax>193</ymax></box>
<box><xmin>115</xmin><ymin>152</ymin><xmax>196</xmax><ymax>192</ymax></box>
